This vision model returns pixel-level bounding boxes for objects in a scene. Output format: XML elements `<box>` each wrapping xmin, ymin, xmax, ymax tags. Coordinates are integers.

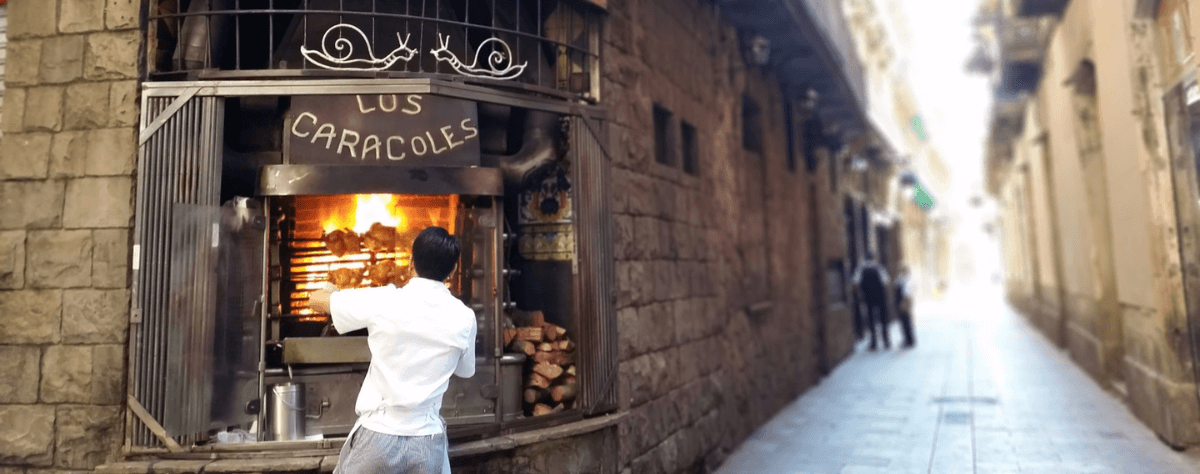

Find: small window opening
<box><xmin>654</xmin><ymin>103</ymin><xmax>675</xmax><ymax>166</ymax></box>
<box><xmin>742</xmin><ymin>95</ymin><xmax>763</xmax><ymax>155</ymax></box>
<box><xmin>681</xmin><ymin>120</ymin><xmax>699</xmax><ymax>175</ymax></box>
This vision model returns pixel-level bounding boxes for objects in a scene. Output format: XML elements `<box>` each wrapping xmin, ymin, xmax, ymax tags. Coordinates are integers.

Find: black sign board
<box><xmin>286</xmin><ymin>94</ymin><xmax>480</xmax><ymax>167</ymax></box>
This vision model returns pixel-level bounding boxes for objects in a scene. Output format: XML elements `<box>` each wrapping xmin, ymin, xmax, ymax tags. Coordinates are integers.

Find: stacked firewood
<box><xmin>504</xmin><ymin>311</ymin><xmax>578</xmax><ymax>417</ymax></box>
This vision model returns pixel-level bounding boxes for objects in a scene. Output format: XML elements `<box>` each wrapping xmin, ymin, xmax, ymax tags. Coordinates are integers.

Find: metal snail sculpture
<box><xmin>300</xmin><ymin>23</ymin><xmax>417</xmax><ymax>71</ymax></box>
<box><xmin>430</xmin><ymin>33</ymin><xmax>527</xmax><ymax>80</ymax></box>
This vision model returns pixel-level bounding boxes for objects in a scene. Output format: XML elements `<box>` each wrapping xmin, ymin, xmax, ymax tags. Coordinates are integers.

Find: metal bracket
<box><xmin>126</xmin><ymin>395</ymin><xmax>185</xmax><ymax>452</ymax></box>
<box><xmin>138</xmin><ymin>87</ymin><xmax>203</xmax><ymax>146</ymax></box>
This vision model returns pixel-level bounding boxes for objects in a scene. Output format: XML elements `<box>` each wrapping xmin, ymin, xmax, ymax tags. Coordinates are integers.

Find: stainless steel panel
<box><xmin>258</xmin><ymin>164</ymin><xmax>504</xmax><ymax>196</ymax></box>
<box><xmin>281</xmin><ymin>337</ymin><xmax>371</xmax><ymax>364</ymax></box>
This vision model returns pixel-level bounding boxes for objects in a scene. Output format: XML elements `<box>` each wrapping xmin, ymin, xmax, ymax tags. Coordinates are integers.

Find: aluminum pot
<box><xmin>269</xmin><ymin>382</ymin><xmax>306</xmax><ymax>441</ymax></box>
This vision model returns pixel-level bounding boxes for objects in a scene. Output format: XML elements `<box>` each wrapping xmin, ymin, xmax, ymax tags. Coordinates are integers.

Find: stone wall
<box><xmin>602</xmin><ymin>0</ymin><xmax>841</xmax><ymax>472</ymax></box>
<box><xmin>0</xmin><ymin>0</ymin><xmax>140</xmax><ymax>470</ymax></box>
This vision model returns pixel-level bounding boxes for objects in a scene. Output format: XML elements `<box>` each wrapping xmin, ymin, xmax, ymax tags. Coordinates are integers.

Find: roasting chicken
<box><xmin>365</xmin><ymin>260</ymin><xmax>401</xmax><ymax>286</ymax></box>
<box><xmin>327</xmin><ymin>267</ymin><xmax>364</xmax><ymax>289</ymax></box>
<box><xmin>362</xmin><ymin>222</ymin><xmax>398</xmax><ymax>253</ymax></box>
<box><xmin>323</xmin><ymin>229</ymin><xmax>361</xmax><ymax>257</ymax></box>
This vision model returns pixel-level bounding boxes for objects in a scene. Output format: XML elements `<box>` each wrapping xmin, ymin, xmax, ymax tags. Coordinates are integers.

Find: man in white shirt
<box><xmin>308</xmin><ymin>226</ymin><xmax>476</xmax><ymax>473</ymax></box>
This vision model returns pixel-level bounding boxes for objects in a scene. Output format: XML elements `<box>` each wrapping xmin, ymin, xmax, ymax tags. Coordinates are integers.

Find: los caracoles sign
<box><xmin>286</xmin><ymin>94</ymin><xmax>480</xmax><ymax>167</ymax></box>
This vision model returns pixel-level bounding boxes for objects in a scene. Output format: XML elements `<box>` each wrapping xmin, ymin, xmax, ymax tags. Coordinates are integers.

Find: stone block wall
<box><xmin>0</xmin><ymin>0</ymin><xmax>140</xmax><ymax>470</ymax></box>
<box><xmin>603</xmin><ymin>0</ymin><xmax>845</xmax><ymax>472</ymax></box>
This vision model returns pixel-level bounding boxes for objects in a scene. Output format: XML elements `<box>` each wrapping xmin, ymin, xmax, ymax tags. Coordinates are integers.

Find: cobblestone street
<box><xmin>716</xmin><ymin>292</ymin><xmax>1200</xmax><ymax>474</ymax></box>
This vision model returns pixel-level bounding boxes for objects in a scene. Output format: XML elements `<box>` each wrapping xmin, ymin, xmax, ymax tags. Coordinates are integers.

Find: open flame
<box><xmin>323</xmin><ymin>194</ymin><xmax>406</xmax><ymax>234</ymax></box>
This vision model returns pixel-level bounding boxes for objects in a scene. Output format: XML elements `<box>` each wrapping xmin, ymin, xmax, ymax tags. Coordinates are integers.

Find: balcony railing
<box><xmin>146</xmin><ymin>0</ymin><xmax>603</xmax><ymax>100</ymax></box>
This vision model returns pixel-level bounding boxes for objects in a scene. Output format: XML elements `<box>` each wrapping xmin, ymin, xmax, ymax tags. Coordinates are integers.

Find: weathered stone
<box><xmin>106</xmin><ymin>0</ymin><xmax>141</xmax><ymax>30</ymax></box>
<box><xmin>95</xmin><ymin>461</ymin><xmax>156</xmax><ymax>474</ymax></box>
<box><xmin>613</xmin><ymin>214</ymin><xmax>635</xmax><ymax>261</ymax></box>
<box><xmin>23</xmin><ymin>87</ymin><xmax>65</xmax><ymax>132</ymax></box>
<box><xmin>92</xmin><ymin>344</ymin><xmax>125</xmax><ymax>404</ymax></box>
<box><xmin>41</xmin><ymin>345</ymin><xmax>93</xmax><ymax>403</ymax></box>
<box><xmin>633</xmin><ymin>216</ymin><xmax>657</xmax><ymax>260</ymax></box>
<box><xmin>150</xmin><ymin>460</ymin><xmax>214</xmax><ymax>473</ymax></box>
<box><xmin>55</xmin><ymin>405</ymin><xmax>121</xmax><ymax>469</ymax></box>
<box><xmin>63</xmin><ymin>289</ymin><xmax>129</xmax><ymax>344</ymax></box>
<box><xmin>85</xmin><ymin>31</ymin><xmax>142</xmax><ymax>80</ymax></box>
<box><xmin>63</xmin><ymin>177</ymin><xmax>133</xmax><ymax>228</ymax></box>
<box><xmin>7</xmin><ymin>0</ymin><xmax>58</xmax><ymax>39</ymax></box>
<box><xmin>0</xmin><ymin>180</ymin><xmax>66</xmax><ymax>230</ymax></box>
<box><xmin>617</xmin><ymin>306</ymin><xmax>638</xmax><ymax>361</ymax></box>
<box><xmin>204</xmin><ymin>457</ymin><xmax>322</xmax><ymax>472</ymax></box>
<box><xmin>7</xmin><ymin>40</ymin><xmax>44</xmax><ymax>87</ymax></box>
<box><xmin>60</xmin><ymin>0</ymin><xmax>108</xmax><ymax>33</ymax></box>
<box><xmin>51</xmin><ymin>130</ymin><xmax>90</xmax><ymax>178</ymax></box>
<box><xmin>40</xmin><ymin>36</ymin><xmax>86</xmax><ymax>84</ymax></box>
<box><xmin>1</xmin><ymin>132</ymin><xmax>53</xmax><ymax>179</ymax></box>
<box><xmin>64</xmin><ymin>82</ymin><xmax>111</xmax><ymax>130</ymax></box>
<box><xmin>27</xmin><ymin>230</ymin><xmax>93</xmax><ymax>288</ymax></box>
<box><xmin>0</xmin><ymin>231</ymin><xmax>27</xmax><ymax>290</ymax></box>
<box><xmin>2</xmin><ymin>88</ymin><xmax>28</xmax><ymax>133</ymax></box>
<box><xmin>0</xmin><ymin>405</ymin><xmax>55</xmax><ymax>466</ymax></box>
<box><xmin>92</xmin><ymin>229</ymin><xmax>130</xmax><ymax>288</ymax></box>
<box><xmin>0</xmin><ymin>290</ymin><xmax>63</xmax><ymax>344</ymax></box>
<box><xmin>0</xmin><ymin>346</ymin><xmax>42</xmax><ymax>403</ymax></box>
<box><xmin>86</xmin><ymin>128</ymin><xmax>136</xmax><ymax>176</ymax></box>
<box><xmin>108</xmin><ymin>81</ymin><xmax>139</xmax><ymax>128</ymax></box>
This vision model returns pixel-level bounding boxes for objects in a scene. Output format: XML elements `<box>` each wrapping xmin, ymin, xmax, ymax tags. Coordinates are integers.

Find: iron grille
<box><xmin>147</xmin><ymin>0</ymin><xmax>603</xmax><ymax>99</ymax></box>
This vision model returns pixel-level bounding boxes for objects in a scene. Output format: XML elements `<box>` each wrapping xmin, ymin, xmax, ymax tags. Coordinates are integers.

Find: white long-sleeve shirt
<box><xmin>330</xmin><ymin>277</ymin><xmax>477</xmax><ymax>437</ymax></box>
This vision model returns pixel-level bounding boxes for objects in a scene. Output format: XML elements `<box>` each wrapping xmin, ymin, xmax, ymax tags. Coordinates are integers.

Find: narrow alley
<box><xmin>717</xmin><ymin>291</ymin><xmax>1200</xmax><ymax>474</ymax></box>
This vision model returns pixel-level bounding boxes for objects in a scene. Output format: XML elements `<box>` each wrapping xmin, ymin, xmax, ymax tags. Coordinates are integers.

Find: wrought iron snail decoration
<box><xmin>300</xmin><ymin>24</ymin><xmax>527</xmax><ymax>80</ymax></box>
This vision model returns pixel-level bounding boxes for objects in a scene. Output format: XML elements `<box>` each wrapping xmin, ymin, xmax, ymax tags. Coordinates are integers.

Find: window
<box><xmin>681</xmin><ymin>120</ymin><xmax>699</xmax><ymax>175</ymax></box>
<box><xmin>784</xmin><ymin>100</ymin><xmax>797</xmax><ymax>172</ymax></box>
<box><xmin>742</xmin><ymin>94</ymin><xmax>763</xmax><ymax>155</ymax></box>
<box><xmin>653</xmin><ymin>103</ymin><xmax>674</xmax><ymax>165</ymax></box>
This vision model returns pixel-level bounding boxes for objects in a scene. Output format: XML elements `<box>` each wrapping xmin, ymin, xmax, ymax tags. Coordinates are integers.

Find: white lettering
<box><xmin>291</xmin><ymin>112</ymin><xmax>318</xmax><ymax>138</ymax></box>
<box><xmin>338</xmin><ymin>129</ymin><xmax>361</xmax><ymax>158</ymax></box>
<box><xmin>411</xmin><ymin>135</ymin><xmax>429</xmax><ymax>156</ymax></box>
<box><xmin>356</xmin><ymin>95</ymin><xmax>376</xmax><ymax>114</ymax></box>
<box><xmin>461</xmin><ymin>118</ymin><xmax>478</xmax><ymax>140</ymax></box>
<box><xmin>362</xmin><ymin>135</ymin><xmax>382</xmax><ymax>160</ymax></box>
<box><xmin>313</xmin><ymin>123</ymin><xmax>337</xmax><ymax>149</ymax></box>
<box><xmin>387</xmin><ymin>136</ymin><xmax>406</xmax><ymax>160</ymax></box>
<box><xmin>402</xmin><ymin>95</ymin><xmax>423</xmax><ymax>115</ymax></box>
<box><xmin>440</xmin><ymin>125</ymin><xmax>463</xmax><ymax>150</ymax></box>
<box><xmin>426</xmin><ymin>131</ymin><xmax>448</xmax><ymax>154</ymax></box>
<box><xmin>379</xmin><ymin>94</ymin><xmax>398</xmax><ymax>113</ymax></box>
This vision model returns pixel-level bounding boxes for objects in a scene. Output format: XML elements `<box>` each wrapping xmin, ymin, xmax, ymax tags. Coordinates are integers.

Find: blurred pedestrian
<box><xmin>852</xmin><ymin>259</ymin><xmax>891</xmax><ymax>350</ymax></box>
<box><xmin>894</xmin><ymin>266</ymin><xmax>916</xmax><ymax>349</ymax></box>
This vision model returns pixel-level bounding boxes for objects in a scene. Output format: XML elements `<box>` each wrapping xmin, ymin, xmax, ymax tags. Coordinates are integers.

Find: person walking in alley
<box><xmin>894</xmin><ymin>266</ymin><xmax>916</xmax><ymax>349</ymax></box>
<box><xmin>308</xmin><ymin>227</ymin><xmax>476</xmax><ymax>474</ymax></box>
<box><xmin>853</xmin><ymin>259</ymin><xmax>891</xmax><ymax>350</ymax></box>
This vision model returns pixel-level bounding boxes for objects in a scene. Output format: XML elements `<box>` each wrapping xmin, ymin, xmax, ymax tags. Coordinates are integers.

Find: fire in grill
<box><xmin>279</xmin><ymin>194</ymin><xmax>461</xmax><ymax>321</ymax></box>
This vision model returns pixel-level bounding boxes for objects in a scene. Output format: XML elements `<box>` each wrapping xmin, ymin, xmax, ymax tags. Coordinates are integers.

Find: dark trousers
<box><xmin>897</xmin><ymin>309</ymin><xmax>916</xmax><ymax>347</ymax></box>
<box><xmin>866</xmin><ymin>300</ymin><xmax>890</xmax><ymax>349</ymax></box>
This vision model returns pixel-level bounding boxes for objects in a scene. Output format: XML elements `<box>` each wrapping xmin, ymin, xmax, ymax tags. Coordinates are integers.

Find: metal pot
<box><xmin>269</xmin><ymin>382</ymin><xmax>306</xmax><ymax>441</ymax></box>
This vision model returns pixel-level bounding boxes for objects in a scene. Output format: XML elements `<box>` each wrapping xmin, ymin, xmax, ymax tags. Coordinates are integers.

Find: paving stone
<box><xmin>106</xmin><ymin>0</ymin><xmax>141</xmax><ymax>30</ymax></box>
<box><xmin>0</xmin><ymin>289</ymin><xmax>63</xmax><ymax>344</ymax></box>
<box><xmin>1</xmin><ymin>132</ymin><xmax>53</xmax><ymax>179</ymax></box>
<box><xmin>0</xmin><ymin>345</ymin><xmax>42</xmax><ymax>403</ymax></box>
<box><xmin>27</xmin><ymin>229</ymin><xmax>93</xmax><ymax>288</ymax></box>
<box><xmin>713</xmin><ymin>299</ymin><xmax>1200</xmax><ymax>474</ymax></box>
<box><xmin>0</xmin><ymin>405</ymin><xmax>56</xmax><ymax>466</ymax></box>
<box><xmin>23</xmin><ymin>86</ymin><xmax>66</xmax><ymax>132</ymax></box>
<box><xmin>7</xmin><ymin>40</ymin><xmax>44</xmax><ymax>87</ymax></box>
<box><xmin>85</xmin><ymin>128</ymin><xmax>136</xmax><ymax>176</ymax></box>
<box><xmin>0</xmin><ymin>230</ymin><xmax>28</xmax><ymax>289</ymax></box>
<box><xmin>108</xmin><ymin>81</ymin><xmax>140</xmax><ymax>128</ymax></box>
<box><xmin>41</xmin><ymin>345</ymin><xmax>93</xmax><ymax>403</ymax></box>
<box><xmin>0</xmin><ymin>180</ymin><xmax>66</xmax><ymax>230</ymax></box>
<box><xmin>92</xmin><ymin>228</ymin><xmax>130</xmax><ymax>288</ymax></box>
<box><xmin>7</xmin><ymin>0</ymin><xmax>58</xmax><ymax>39</ymax></box>
<box><xmin>63</xmin><ymin>177</ymin><xmax>134</xmax><ymax>228</ymax></box>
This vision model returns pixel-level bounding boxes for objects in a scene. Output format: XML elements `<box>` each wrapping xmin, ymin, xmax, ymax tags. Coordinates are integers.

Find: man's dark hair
<box><xmin>412</xmin><ymin>227</ymin><xmax>461</xmax><ymax>281</ymax></box>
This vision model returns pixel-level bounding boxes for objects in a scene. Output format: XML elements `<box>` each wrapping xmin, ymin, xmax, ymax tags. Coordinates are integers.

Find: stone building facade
<box><xmin>0</xmin><ymin>0</ymin><xmax>918</xmax><ymax>473</ymax></box>
<box><xmin>981</xmin><ymin>0</ymin><xmax>1200</xmax><ymax>448</ymax></box>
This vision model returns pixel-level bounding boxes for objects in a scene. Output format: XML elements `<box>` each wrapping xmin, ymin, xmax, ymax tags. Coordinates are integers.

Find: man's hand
<box><xmin>309</xmin><ymin>288</ymin><xmax>333</xmax><ymax>314</ymax></box>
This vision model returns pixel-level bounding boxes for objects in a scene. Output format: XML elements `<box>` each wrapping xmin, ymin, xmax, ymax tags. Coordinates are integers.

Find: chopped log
<box><xmin>543</xmin><ymin>323</ymin><xmax>565</xmax><ymax>341</ymax></box>
<box><xmin>504</xmin><ymin>328</ymin><xmax>517</xmax><ymax>346</ymax></box>
<box><xmin>565</xmin><ymin>365</ymin><xmax>576</xmax><ymax>376</ymax></box>
<box><xmin>533</xmin><ymin>361</ymin><xmax>564</xmax><ymax>380</ymax></box>
<box><xmin>510</xmin><ymin>340</ymin><xmax>536</xmax><ymax>356</ymax></box>
<box><xmin>528</xmin><ymin>372</ymin><xmax>551</xmax><ymax>389</ymax></box>
<box><xmin>552</xmin><ymin>403</ymin><xmax>565</xmax><ymax>413</ymax></box>
<box><xmin>556</xmin><ymin>340</ymin><xmax>576</xmax><ymax>352</ymax></box>
<box><xmin>533</xmin><ymin>403</ymin><xmax>554</xmax><ymax>416</ymax></box>
<box><xmin>551</xmin><ymin>382</ymin><xmax>577</xmax><ymax>402</ymax></box>
<box><xmin>516</xmin><ymin>327</ymin><xmax>543</xmax><ymax>342</ymax></box>
<box><xmin>524</xmin><ymin>388</ymin><xmax>551</xmax><ymax>404</ymax></box>
<box><xmin>537</xmin><ymin>342</ymin><xmax>554</xmax><ymax>352</ymax></box>
<box><xmin>557</xmin><ymin>375</ymin><xmax>577</xmax><ymax>386</ymax></box>
<box><xmin>533</xmin><ymin>350</ymin><xmax>574</xmax><ymax>366</ymax></box>
<box><xmin>530</xmin><ymin>311</ymin><xmax>546</xmax><ymax>328</ymax></box>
